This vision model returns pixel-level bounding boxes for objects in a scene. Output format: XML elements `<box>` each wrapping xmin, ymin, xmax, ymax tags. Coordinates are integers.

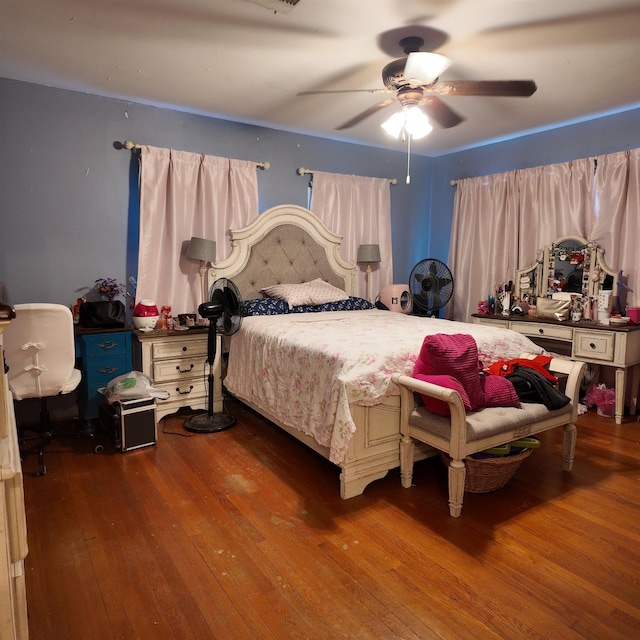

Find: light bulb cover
<box><xmin>404</xmin><ymin>51</ymin><xmax>452</xmax><ymax>85</ymax></box>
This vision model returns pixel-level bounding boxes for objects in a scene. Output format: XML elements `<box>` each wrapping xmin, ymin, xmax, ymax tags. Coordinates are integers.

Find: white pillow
<box><xmin>261</xmin><ymin>278</ymin><xmax>349</xmax><ymax>307</ymax></box>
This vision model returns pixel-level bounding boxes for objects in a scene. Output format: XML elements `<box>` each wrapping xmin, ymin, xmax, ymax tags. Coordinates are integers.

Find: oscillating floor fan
<box><xmin>183</xmin><ymin>278</ymin><xmax>243</xmax><ymax>433</ymax></box>
<box><xmin>409</xmin><ymin>258</ymin><xmax>454</xmax><ymax>317</ymax></box>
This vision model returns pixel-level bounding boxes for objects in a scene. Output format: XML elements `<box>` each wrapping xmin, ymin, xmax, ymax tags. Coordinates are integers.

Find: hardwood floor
<box><xmin>21</xmin><ymin>399</ymin><xmax>640</xmax><ymax>640</ymax></box>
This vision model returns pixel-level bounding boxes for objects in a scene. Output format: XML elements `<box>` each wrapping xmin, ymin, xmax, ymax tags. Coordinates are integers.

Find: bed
<box><xmin>209</xmin><ymin>204</ymin><xmax>547</xmax><ymax>499</ymax></box>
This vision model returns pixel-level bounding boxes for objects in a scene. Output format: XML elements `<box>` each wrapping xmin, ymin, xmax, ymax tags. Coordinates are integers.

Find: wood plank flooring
<box><xmin>21</xmin><ymin>399</ymin><xmax>640</xmax><ymax>640</ymax></box>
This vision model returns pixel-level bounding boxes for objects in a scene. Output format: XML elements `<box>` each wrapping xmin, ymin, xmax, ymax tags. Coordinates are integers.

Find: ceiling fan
<box><xmin>298</xmin><ymin>36</ymin><xmax>537</xmax><ymax>133</ymax></box>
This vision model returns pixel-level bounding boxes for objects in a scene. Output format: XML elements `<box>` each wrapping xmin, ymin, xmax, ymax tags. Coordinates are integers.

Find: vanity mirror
<box><xmin>515</xmin><ymin>235</ymin><xmax>617</xmax><ymax>301</ymax></box>
<box><xmin>542</xmin><ymin>235</ymin><xmax>617</xmax><ymax>300</ymax></box>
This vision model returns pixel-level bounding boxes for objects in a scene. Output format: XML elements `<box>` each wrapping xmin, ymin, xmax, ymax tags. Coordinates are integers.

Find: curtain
<box><xmin>448</xmin><ymin>149</ymin><xmax>639</xmax><ymax>321</ymax></box>
<box><xmin>447</xmin><ymin>171</ymin><xmax>520</xmax><ymax>322</ymax></box>
<box><xmin>590</xmin><ymin>148</ymin><xmax>640</xmax><ymax>305</ymax></box>
<box><xmin>136</xmin><ymin>146</ymin><xmax>258</xmax><ymax>315</ymax></box>
<box><xmin>310</xmin><ymin>171</ymin><xmax>392</xmax><ymax>300</ymax></box>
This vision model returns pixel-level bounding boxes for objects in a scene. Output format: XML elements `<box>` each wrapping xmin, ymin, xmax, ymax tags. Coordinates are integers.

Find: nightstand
<box><xmin>75</xmin><ymin>327</ymin><xmax>132</xmax><ymax>430</ymax></box>
<box><xmin>132</xmin><ymin>328</ymin><xmax>222</xmax><ymax>422</ymax></box>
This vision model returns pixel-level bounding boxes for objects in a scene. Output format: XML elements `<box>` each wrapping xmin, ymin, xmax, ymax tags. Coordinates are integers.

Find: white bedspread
<box><xmin>225</xmin><ymin>310</ymin><xmax>544</xmax><ymax>465</ymax></box>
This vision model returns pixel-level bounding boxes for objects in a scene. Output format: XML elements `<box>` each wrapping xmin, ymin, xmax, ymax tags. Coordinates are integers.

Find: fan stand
<box><xmin>183</xmin><ymin>309</ymin><xmax>236</xmax><ymax>433</ymax></box>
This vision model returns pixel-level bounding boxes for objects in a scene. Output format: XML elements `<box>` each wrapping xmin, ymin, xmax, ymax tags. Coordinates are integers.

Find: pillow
<box><xmin>242</xmin><ymin>297</ymin><xmax>289</xmax><ymax>316</ymax></box>
<box><xmin>315</xmin><ymin>297</ymin><xmax>375</xmax><ymax>312</ymax></box>
<box><xmin>413</xmin><ymin>374</ymin><xmax>472</xmax><ymax>416</ymax></box>
<box><xmin>480</xmin><ymin>375</ymin><xmax>521</xmax><ymax>408</ymax></box>
<box><xmin>261</xmin><ymin>278</ymin><xmax>349</xmax><ymax>307</ymax></box>
<box><xmin>413</xmin><ymin>334</ymin><xmax>484</xmax><ymax>411</ymax></box>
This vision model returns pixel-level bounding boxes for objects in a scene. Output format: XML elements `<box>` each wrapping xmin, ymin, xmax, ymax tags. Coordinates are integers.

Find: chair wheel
<box><xmin>94</xmin><ymin>444</ymin><xmax>104</xmax><ymax>454</ymax></box>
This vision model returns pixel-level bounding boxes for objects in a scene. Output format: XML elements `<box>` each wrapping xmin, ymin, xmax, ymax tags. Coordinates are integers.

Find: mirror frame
<box><xmin>541</xmin><ymin>235</ymin><xmax>618</xmax><ymax>299</ymax></box>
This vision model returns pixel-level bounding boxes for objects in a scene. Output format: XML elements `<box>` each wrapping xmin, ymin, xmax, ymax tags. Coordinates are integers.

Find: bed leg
<box><xmin>562</xmin><ymin>422</ymin><xmax>577</xmax><ymax>471</ymax></box>
<box><xmin>400</xmin><ymin>435</ymin><xmax>415</xmax><ymax>489</ymax></box>
<box><xmin>448</xmin><ymin>458</ymin><xmax>465</xmax><ymax>518</ymax></box>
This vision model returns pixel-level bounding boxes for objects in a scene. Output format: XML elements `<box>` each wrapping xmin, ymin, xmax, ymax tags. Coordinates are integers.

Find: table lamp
<box><xmin>186</xmin><ymin>236</ymin><xmax>217</xmax><ymax>308</ymax></box>
<box><xmin>357</xmin><ymin>244</ymin><xmax>381</xmax><ymax>302</ymax></box>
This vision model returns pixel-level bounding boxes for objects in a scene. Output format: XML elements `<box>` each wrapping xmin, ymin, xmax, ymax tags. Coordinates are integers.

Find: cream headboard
<box><xmin>208</xmin><ymin>204</ymin><xmax>358</xmax><ymax>301</ymax></box>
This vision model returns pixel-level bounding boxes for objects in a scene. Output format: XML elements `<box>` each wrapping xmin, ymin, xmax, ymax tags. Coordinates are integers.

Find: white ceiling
<box><xmin>1</xmin><ymin>0</ymin><xmax>639</xmax><ymax>157</ymax></box>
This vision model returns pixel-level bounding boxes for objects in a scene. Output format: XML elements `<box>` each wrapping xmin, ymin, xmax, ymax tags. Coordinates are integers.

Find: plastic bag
<box><xmin>582</xmin><ymin>383</ymin><xmax>616</xmax><ymax>417</ymax></box>
<box><xmin>99</xmin><ymin>371</ymin><xmax>170</xmax><ymax>404</ymax></box>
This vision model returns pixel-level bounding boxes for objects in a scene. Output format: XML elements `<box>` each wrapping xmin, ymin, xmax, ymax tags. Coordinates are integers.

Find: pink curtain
<box><xmin>449</xmin><ymin>149</ymin><xmax>638</xmax><ymax>321</ymax></box>
<box><xmin>590</xmin><ymin>148</ymin><xmax>640</xmax><ymax>305</ymax></box>
<box><xmin>136</xmin><ymin>146</ymin><xmax>258</xmax><ymax>315</ymax></box>
<box><xmin>310</xmin><ymin>171</ymin><xmax>392</xmax><ymax>300</ymax></box>
<box><xmin>447</xmin><ymin>171</ymin><xmax>520</xmax><ymax>322</ymax></box>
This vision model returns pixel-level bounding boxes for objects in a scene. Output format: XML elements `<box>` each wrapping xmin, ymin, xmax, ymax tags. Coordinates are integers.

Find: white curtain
<box><xmin>310</xmin><ymin>171</ymin><xmax>392</xmax><ymax>300</ymax></box>
<box><xmin>136</xmin><ymin>146</ymin><xmax>258</xmax><ymax>315</ymax></box>
<box><xmin>449</xmin><ymin>149</ymin><xmax>639</xmax><ymax>321</ymax></box>
<box><xmin>448</xmin><ymin>171</ymin><xmax>520</xmax><ymax>322</ymax></box>
<box><xmin>590</xmin><ymin>148</ymin><xmax>640</xmax><ymax>305</ymax></box>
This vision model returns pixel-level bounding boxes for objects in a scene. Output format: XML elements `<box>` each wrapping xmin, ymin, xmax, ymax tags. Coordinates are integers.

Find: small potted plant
<box><xmin>94</xmin><ymin>277</ymin><xmax>126</xmax><ymax>301</ymax></box>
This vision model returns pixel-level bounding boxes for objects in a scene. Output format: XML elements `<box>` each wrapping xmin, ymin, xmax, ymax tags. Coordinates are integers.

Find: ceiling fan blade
<box><xmin>433</xmin><ymin>80</ymin><xmax>537</xmax><ymax>97</ymax></box>
<box><xmin>420</xmin><ymin>96</ymin><xmax>465</xmax><ymax>129</ymax></box>
<box><xmin>297</xmin><ymin>88</ymin><xmax>393</xmax><ymax>97</ymax></box>
<box><xmin>336</xmin><ymin>98</ymin><xmax>397</xmax><ymax>130</ymax></box>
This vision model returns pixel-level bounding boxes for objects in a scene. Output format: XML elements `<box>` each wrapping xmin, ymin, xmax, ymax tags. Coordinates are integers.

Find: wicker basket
<box><xmin>440</xmin><ymin>448</ymin><xmax>533</xmax><ymax>493</ymax></box>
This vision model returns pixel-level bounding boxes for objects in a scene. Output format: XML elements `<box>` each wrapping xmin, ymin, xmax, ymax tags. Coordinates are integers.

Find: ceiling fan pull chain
<box><xmin>406</xmin><ymin>132</ymin><xmax>411</xmax><ymax>184</ymax></box>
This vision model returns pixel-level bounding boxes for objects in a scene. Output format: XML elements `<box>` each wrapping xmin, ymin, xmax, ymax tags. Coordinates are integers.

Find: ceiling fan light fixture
<box><xmin>404</xmin><ymin>51</ymin><xmax>452</xmax><ymax>85</ymax></box>
<box><xmin>381</xmin><ymin>107</ymin><xmax>432</xmax><ymax>141</ymax></box>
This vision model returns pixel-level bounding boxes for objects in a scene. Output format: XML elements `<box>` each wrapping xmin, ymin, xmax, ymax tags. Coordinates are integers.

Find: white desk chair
<box><xmin>4</xmin><ymin>303</ymin><xmax>82</xmax><ymax>475</ymax></box>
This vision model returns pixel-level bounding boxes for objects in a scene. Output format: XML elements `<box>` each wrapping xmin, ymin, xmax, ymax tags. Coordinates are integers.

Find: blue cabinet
<box><xmin>76</xmin><ymin>329</ymin><xmax>132</xmax><ymax>427</ymax></box>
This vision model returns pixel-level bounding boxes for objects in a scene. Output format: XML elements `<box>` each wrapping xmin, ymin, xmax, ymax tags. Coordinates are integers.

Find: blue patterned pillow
<box><xmin>316</xmin><ymin>297</ymin><xmax>375</xmax><ymax>312</ymax></box>
<box><xmin>288</xmin><ymin>297</ymin><xmax>375</xmax><ymax>314</ymax></box>
<box><xmin>242</xmin><ymin>298</ymin><xmax>289</xmax><ymax>316</ymax></box>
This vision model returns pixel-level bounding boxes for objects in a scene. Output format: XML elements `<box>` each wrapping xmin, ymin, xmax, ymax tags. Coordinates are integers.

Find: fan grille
<box><xmin>409</xmin><ymin>259</ymin><xmax>454</xmax><ymax>316</ymax></box>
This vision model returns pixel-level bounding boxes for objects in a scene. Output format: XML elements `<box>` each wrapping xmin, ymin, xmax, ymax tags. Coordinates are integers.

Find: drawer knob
<box><xmin>98</xmin><ymin>366</ymin><xmax>118</xmax><ymax>375</ymax></box>
<box><xmin>176</xmin><ymin>385</ymin><xmax>193</xmax><ymax>395</ymax></box>
<box><xmin>590</xmin><ymin>342</ymin><xmax>596</xmax><ymax>349</ymax></box>
<box><xmin>182</xmin><ymin>346</ymin><xmax>188</xmax><ymax>352</ymax></box>
<box><xmin>176</xmin><ymin>364</ymin><xmax>194</xmax><ymax>374</ymax></box>
<box><xmin>98</xmin><ymin>340</ymin><xmax>117</xmax><ymax>350</ymax></box>
<box><xmin>538</xmin><ymin>328</ymin><xmax>544</xmax><ymax>334</ymax></box>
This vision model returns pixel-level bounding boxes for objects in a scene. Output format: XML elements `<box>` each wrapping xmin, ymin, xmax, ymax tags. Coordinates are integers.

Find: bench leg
<box><xmin>400</xmin><ymin>435</ymin><xmax>415</xmax><ymax>488</ymax></box>
<box><xmin>448</xmin><ymin>458</ymin><xmax>466</xmax><ymax>518</ymax></box>
<box><xmin>562</xmin><ymin>422</ymin><xmax>577</xmax><ymax>471</ymax></box>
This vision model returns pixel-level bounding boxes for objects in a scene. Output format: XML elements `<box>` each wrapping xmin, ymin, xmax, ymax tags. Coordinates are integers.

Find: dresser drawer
<box><xmin>82</xmin><ymin>333</ymin><xmax>130</xmax><ymax>356</ymax></box>
<box><xmin>84</xmin><ymin>352</ymin><xmax>131</xmax><ymax>385</ymax></box>
<box><xmin>511</xmin><ymin>322</ymin><xmax>573</xmax><ymax>341</ymax></box>
<box><xmin>474</xmin><ymin>317</ymin><xmax>510</xmax><ymax>329</ymax></box>
<box><xmin>153</xmin><ymin>357</ymin><xmax>204</xmax><ymax>383</ymax></box>
<box><xmin>155</xmin><ymin>377</ymin><xmax>206</xmax><ymax>404</ymax></box>
<box><xmin>573</xmin><ymin>330</ymin><xmax>615</xmax><ymax>362</ymax></box>
<box><xmin>152</xmin><ymin>337</ymin><xmax>207</xmax><ymax>360</ymax></box>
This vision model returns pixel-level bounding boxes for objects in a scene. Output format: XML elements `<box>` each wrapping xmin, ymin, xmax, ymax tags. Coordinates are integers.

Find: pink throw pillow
<box><xmin>413</xmin><ymin>374</ymin><xmax>472</xmax><ymax>416</ymax></box>
<box><xmin>413</xmin><ymin>334</ymin><xmax>484</xmax><ymax>410</ymax></box>
<box><xmin>480</xmin><ymin>375</ymin><xmax>521</xmax><ymax>408</ymax></box>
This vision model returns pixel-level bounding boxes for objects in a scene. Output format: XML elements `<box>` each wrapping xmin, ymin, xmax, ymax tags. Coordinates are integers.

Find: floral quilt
<box><xmin>224</xmin><ymin>310</ymin><xmax>545</xmax><ymax>465</ymax></box>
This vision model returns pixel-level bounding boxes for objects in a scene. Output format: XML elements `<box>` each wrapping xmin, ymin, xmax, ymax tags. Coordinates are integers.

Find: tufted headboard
<box><xmin>208</xmin><ymin>204</ymin><xmax>358</xmax><ymax>301</ymax></box>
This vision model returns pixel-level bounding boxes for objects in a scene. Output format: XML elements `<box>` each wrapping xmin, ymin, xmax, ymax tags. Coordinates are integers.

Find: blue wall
<box><xmin>1</xmin><ymin>77</ymin><xmax>638</xmax><ymax>309</ymax></box>
<box><xmin>0</xmin><ymin>78</ymin><xmax>432</xmax><ymax>307</ymax></box>
<box><xmin>429</xmin><ymin>108</ymin><xmax>640</xmax><ymax>267</ymax></box>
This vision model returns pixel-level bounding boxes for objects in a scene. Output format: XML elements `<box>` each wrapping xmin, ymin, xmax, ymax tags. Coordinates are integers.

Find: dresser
<box><xmin>1</xmin><ymin>309</ymin><xmax>29</xmax><ymax>640</ymax></box>
<box><xmin>75</xmin><ymin>328</ymin><xmax>132</xmax><ymax>430</ymax></box>
<box><xmin>472</xmin><ymin>314</ymin><xmax>640</xmax><ymax>424</ymax></box>
<box><xmin>132</xmin><ymin>329</ymin><xmax>222</xmax><ymax>422</ymax></box>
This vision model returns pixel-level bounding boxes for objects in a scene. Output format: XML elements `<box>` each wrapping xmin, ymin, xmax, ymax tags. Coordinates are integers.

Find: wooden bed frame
<box><xmin>210</xmin><ymin>204</ymin><xmax>433</xmax><ymax>498</ymax></box>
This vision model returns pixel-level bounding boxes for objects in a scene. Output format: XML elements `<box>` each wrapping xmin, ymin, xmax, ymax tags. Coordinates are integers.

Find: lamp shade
<box><xmin>357</xmin><ymin>244</ymin><xmax>381</xmax><ymax>264</ymax></box>
<box><xmin>186</xmin><ymin>236</ymin><xmax>216</xmax><ymax>263</ymax></box>
<box><xmin>403</xmin><ymin>51</ymin><xmax>452</xmax><ymax>85</ymax></box>
<box><xmin>381</xmin><ymin>107</ymin><xmax>432</xmax><ymax>141</ymax></box>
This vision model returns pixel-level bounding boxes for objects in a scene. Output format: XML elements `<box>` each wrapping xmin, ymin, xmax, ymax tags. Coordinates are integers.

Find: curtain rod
<box><xmin>450</xmin><ymin>179</ymin><xmax>459</xmax><ymax>186</ymax></box>
<box><xmin>296</xmin><ymin>167</ymin><xmax>397</xmax><ymax>185</ymax></box>
<box><xmin>118</xmin><ymin>140</ymin><xmax>270</xmax><ymax>169</ymax></box>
